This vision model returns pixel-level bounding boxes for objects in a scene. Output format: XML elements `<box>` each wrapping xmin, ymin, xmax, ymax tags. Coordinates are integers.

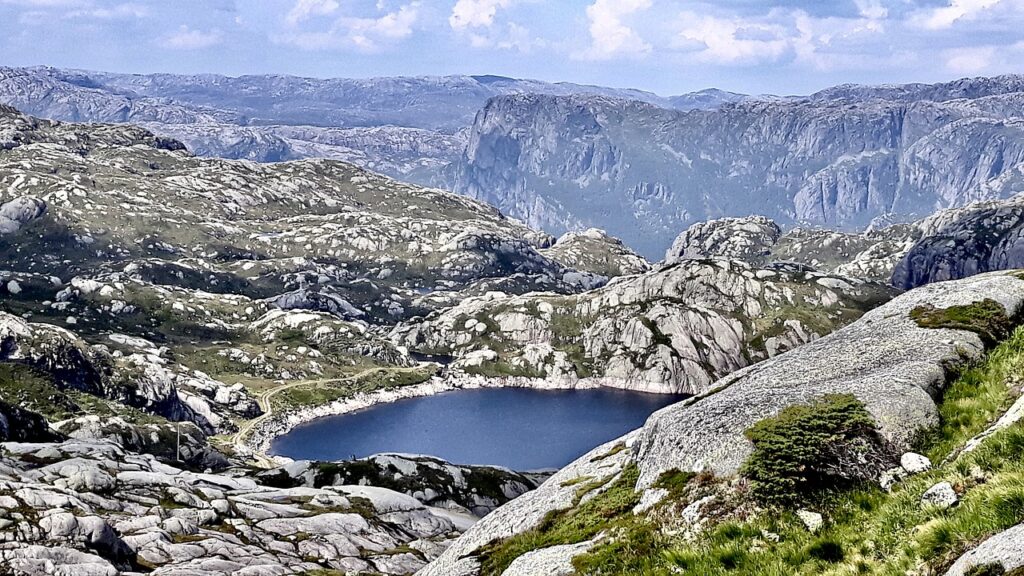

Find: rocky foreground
<box><xmin>0</xmin><ymin>443</ymin><xmax>544</xmax><ymax>575</ymax></box>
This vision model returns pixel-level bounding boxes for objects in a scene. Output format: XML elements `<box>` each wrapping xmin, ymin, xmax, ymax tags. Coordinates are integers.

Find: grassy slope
<box><xmin>475</xmin><ymin>322</ymin><xmax>1024</xmax><ymax>576</ymax></box>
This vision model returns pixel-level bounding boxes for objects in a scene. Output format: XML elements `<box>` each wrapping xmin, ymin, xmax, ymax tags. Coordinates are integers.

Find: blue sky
<box><xmin>0</xmin><ymin>0</ymin><xmax>1021</xmax><ymax>95</ymax></box>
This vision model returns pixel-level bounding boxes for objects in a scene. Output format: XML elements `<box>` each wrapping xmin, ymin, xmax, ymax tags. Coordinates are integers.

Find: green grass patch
<box><xmin>918</xmin><ymin>325</ymin><xmax>1024</xmax><ymax>462</ymax></box>
<box><xmin>910</xmin><ymin>298</ymin><xmax>1013</xmax><ymax>347</ymax></box>
<box><xmin>476</xmin><ymin>464</ymin><xmax>643</xmax><ymax>576</ymax></box>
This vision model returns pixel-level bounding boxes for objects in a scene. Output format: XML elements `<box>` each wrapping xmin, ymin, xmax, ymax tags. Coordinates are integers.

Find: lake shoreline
<box><xmin>245</xmin><ymin>372</ymin><xmax>684</xmax><ymax>463</ymax></box>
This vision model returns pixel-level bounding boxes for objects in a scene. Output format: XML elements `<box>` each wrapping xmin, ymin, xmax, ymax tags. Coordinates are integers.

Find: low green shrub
<box><xmin>741</xmin><ymin>394</ymin><xmax>895</xmax><ymax>505</ymax></box>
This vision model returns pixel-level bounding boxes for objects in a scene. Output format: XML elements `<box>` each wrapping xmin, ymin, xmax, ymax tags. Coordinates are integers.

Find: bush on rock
<box><xmin>742</xmin><ymin>394</ymin><xmax>896</xmax><ymax>505</ymax></box>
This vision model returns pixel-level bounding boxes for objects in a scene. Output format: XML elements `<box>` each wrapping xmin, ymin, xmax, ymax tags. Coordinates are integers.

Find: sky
<box><xmin>0</xmin><ymin>0</ymin><xmax>1021</xmax><ymax>96</ymax></box>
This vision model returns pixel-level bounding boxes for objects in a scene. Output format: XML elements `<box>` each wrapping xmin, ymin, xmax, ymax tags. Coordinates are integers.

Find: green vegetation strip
<box><xmin>273</xmin><ymin>366</ymin><xmax>438</xmax><ymax>411</ymax></box>
<box><xmin>910</xmin><ymin>298</ymin><xmax>1013</xmax><ymax>347</ymax></box>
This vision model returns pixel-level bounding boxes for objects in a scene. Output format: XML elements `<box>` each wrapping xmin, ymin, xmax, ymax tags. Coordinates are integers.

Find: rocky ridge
<box><xmin>666</xmin><ymin>193</ymin><xmax>1024</xmax><ymax>290</ymax></box>
<box><xmin>0</xmin><ymin>67</ymin><xmax>753</xmax><ymax>189</ymax></box>
<box><xmin>392</xmin><ymin>258</ymin><xmax>895</xmax><ymax>394</ymax></box>
<box><xmin>454</xmin><ymin>78</ymin><xmax>1024</xmax><ymax>258</ymax></box>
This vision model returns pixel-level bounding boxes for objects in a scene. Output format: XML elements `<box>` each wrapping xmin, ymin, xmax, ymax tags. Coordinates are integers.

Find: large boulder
<box><xmin>0</xmin><ymin>196</ymin><xmax>45</xmax><ymax>235</ymax></box>
<box><xmin>944</xmin><ymin>523</ymin><xmax>1024</xmax><ymax>576</ymax></box>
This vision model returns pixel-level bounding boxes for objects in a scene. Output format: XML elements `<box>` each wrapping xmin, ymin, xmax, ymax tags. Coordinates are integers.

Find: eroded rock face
<box><xmin>892</xmin><ymin>194</ymin><xmax>1024</xmax><ymax>289</ymax></box>
<box><xmin>944</xmin><ymin>523</ymin><xmax>1024</xmax><ymax>576</ymax></box>
<box><xmin>0</xmin><ymin>440</ymin><xmax>467</xmax><ymax>576</ymax></box>
<box><xmin>665</xmin><ymin>216</ymin><xmax>781</xmax><ymax>265</ymax></box>
<box><xmin>393</xmin><ymin>259</ymin><xmax>896</xmax><ymax>394</ymax></box>
<box><xmin>453</xmin><ymin>78</ymin><xmax>1024</xmax><ymax>258</ymax></box>
<box><xmin>541</xmin><ymin>228</ymin><xmax>650</xmax><ymax>278</ymax></box>
<box><xmin>420</xmin><ymin>272</ymin><xmax>1024</xmax><ymax>576</ymax></box>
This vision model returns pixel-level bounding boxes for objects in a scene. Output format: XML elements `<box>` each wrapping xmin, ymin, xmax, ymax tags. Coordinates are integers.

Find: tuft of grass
<box><xmin>476</xmin><ymin>464</ymin><xmax>643</xmax><ymax>576</ymax></box>
<box><xmin>910</xmin><ymin>299</ymin><xmax>1012</xmax><ymax>347</ymax></box>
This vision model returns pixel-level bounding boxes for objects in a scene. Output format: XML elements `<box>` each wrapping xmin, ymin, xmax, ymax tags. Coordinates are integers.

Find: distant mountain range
<box><xmin>4</xmin><ymin>66</ymin><xmax>1024</xmax><ymax>258</ymax></box>
<box><xmin>0</xmin><ymin>67</ymin><xmax>763</xmax><ymax>193</ymax></box>
<box><xmin>453</xmin><ymin>77</ymin><xmax>1024</xmax><ymax>256</ymax></box>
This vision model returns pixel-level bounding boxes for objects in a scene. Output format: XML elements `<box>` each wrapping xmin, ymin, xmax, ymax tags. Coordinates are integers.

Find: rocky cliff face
<box><xmin>454</xmin><ymin>78</ymin><xmax>1024</xmax><ymax>258</ymax></box>
<box><xmin>892</xmin><ymin>194</ymin><xmax>1024</xmax><ymax>289</ymax></box>
<box><xmin>392</xmin><ymin>259</ymin><xmax>895</xmax><ymax>394</ymax></box>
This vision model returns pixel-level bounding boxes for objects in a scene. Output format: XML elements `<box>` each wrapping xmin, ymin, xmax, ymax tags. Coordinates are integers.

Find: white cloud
<box><xmin>854</xmin><ymin>0</ymin><xmax>888</xmax><ymax>20</ymax></box>
<box><xmin>942</xmin><ymin>42</ymin><xmax>1024</xmax><ymax>73</ymax></box>
<box><xmin>450</xmin><ymin>0</ymin><xmax>515</xmax><ymax>30</ymax></box>
<box><xmin>466</xmin><ymin>21</ymin><xmax>544</xmax><ymax>52</ymax></box>
<box><xmin>67</xmin><ymin>3</ymin><xmax>146</xmax><ymax>19</ymax></box>
<box><xmin>576</xmin><ymin>0</ymin><xmax>652</xmax><ymax>61</ymax></box>
<box><xmin>162</xmin><ymin>25</ymin><xmax>222</xmax><ymax>50</ymax></box>
<box><xmin>944</xmin><ymin>45</ymin><xmax>996</xmax><ymax>72</ymax></box>
<box><xmin>286</xmin><ymin>0</ymin><xmax>339</xmax><ymax>26</ymax></box>
<box><xmin>279</xmin><ymin>2</ymin><xmax>419</xmax><ymax>52</ymax></box>
<box><xmin>668</xmin><ymin>6</ymin><xmax>890</xmax><ymax>69</ymax></box>
<box><xmin>914</xmin><ymin>0</ymin><xmax>1003</xmax><ymax>30</ymax></box>
<box><xmin>674</xmin><ymin>12</ymin><xmax>791</xmax><ymax>65</ymax></box>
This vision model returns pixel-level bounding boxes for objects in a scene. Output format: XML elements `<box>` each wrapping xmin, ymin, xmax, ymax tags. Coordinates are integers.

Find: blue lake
<box><xmin>270</xmin><ymin>387</ymin><xmax>687</xmax><ymax>470</ymax></box>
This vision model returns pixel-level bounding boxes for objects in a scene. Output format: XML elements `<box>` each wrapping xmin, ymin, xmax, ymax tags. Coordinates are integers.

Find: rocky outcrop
<box><xmin>771</xmin><ymin>224</ymin><xmax>921</xmax><ymax>282</ymax></box>
<box><xmin>631</xmin><ymin>272</ymin><xmax>1024</xmax><ymax>486</ymax></box>
<box><xmin>0</xmin><ymin>440</ymin><xmax>468</xmax><ymax>576</ymax></box>
<box><xmin>540</xmin><ymin>228</ymin><xmax>650</xmax><ymax>278</ymax></box>
<box><xmin>665</xmin><ymin>216</ymin><xmax>781</xmax><ymax>265</ymax></box>
<box><xmin>944</xmin><ymin>523</ymin><xmax>1024</xmax><ymax>576</ymax></box>
<box><xmin>257</xmin><ymin>454</ymin><xmax>547</xmax><ymax>518</ymax></box>
<box><xmin>0</xmin><ymin>197</ymin><xmax>45</xmax><ymax>235</ymax></box>
<box><xmin>420</xmin><ymin>271</ymin><xmax>1024</xmax><ymax>575</ymax></box>
<box><xmin>392</xmin><ymin>258</ymin><xmax>896</xmax><ymax>394</ymax></box>
<box><xmin>0</xmin><ymin>400</ymin><xmax>57</xmax><ymax>442</ymax></box>
<box><xmin>892</xmin><ymin>194</ymin><xmax>1024</xmax><ymax>289</ymax></box>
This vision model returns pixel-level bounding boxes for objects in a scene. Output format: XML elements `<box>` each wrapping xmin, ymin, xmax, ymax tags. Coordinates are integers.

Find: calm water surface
<box><xmin>270</xmin><ymin>387</ymin><xmax>686</xmax><ymax>469</ymax></box>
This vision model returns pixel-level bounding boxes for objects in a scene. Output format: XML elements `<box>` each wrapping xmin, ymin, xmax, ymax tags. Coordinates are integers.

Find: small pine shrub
<box><xmin>741</xmin><ymin>394</ymin><xmax>896</xmax><ymax>505</ymax></box>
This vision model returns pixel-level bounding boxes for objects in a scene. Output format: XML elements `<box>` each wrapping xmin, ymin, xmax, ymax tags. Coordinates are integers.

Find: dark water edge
<box><xmin>270</xmin><ymin>387</ymin><xmax>688</xmax><ymax>470</ymax></box>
